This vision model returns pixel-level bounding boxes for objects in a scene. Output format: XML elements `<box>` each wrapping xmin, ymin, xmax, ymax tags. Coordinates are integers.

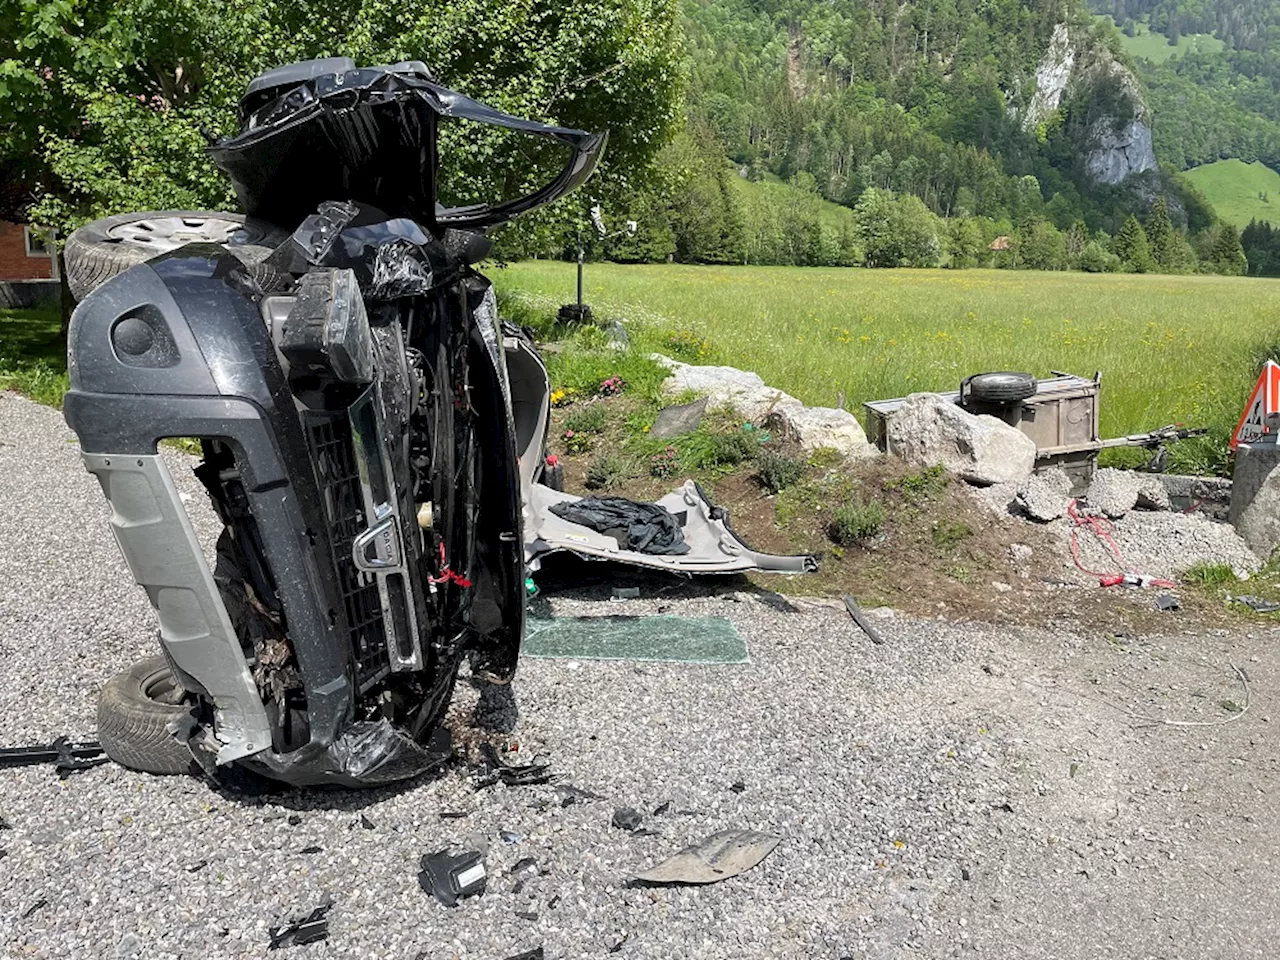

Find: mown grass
<box><xmin>492</xmin><ymin>262</ymin><xmax>1280</xmax><ymax>474</ymax></box>
<box><xmin>0</xmin><ymin>307</ymin><xmax>68</xmax><ymax>406</ymax></box>
<box><xmin>1184</xmin><ymin>159</ymin><xmax>1280</xmax><ymax>229</ymax></box>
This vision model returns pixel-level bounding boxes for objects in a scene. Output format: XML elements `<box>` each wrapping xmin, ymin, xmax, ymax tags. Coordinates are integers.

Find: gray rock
<box><xmin>886</xmin><ymin>393</ymin><xmax>1037</xmax><ymax>486</ymax></box>
<box><xmin>1085</xmin><ymin>118</ymin><xmax>1156</xmax><ymax>185</ymax></box>
<box><xmin>115</xmin><ymin>934</ymin><xmax>142</xmax><ymax>959</ymax></box>
<box><xmin>1135</xmin><ymin>476</ymin><xmax>1171</xmax><ymax>511</ymax></box>
<box><xmin>1085</xmin><ymin>468</ymin><xmax>1141</xmax><ymax>519</ymax></box>
<box><xmin>1016</xmin><ymin>467</ymin><xmax>1072</xmax><ymax>522</ymax></box>
<box><xmin>650</xmin><ymin>397</ymin><xmax>707</xmax><ymax>439</ymax></box>
<box><xmin>1236</xmin><ymin>462</ymin><xmax>1280</xmax><ymax>560</ymax></box>
<box><xmin>654</xmin><ymin>355</ymin><xmax>875</xmax><ymax>459</ymax></box>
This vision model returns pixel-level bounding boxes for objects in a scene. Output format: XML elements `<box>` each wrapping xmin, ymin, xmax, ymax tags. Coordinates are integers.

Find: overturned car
<box><xmin>64</xmin><ymin>59</ymin><xmax>814</xmax><ymax>788</ymax></box>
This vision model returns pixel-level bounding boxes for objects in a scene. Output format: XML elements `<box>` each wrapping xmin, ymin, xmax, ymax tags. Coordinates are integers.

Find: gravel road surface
<box><xmin>2</xmin><ymin>392</ymin><xmax>1278</xmax><ymax>959</ymax></box>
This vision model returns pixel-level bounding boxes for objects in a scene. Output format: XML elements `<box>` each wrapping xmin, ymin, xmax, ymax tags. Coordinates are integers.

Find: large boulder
<box><xmin>886</xmin><ymin>393</ymin><xmax>1037</xmax><ymax>486</ymax></box>
<box><xmin>654</xmin><ymin>356</ymin><xmax>875</xmax><ymax>460</ymax></box>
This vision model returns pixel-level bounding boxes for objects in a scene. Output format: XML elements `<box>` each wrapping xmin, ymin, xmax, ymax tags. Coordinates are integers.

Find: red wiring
<box><xmin>428</xmin><ymin>541</ymin><xmax>472</xmax><ymax>588</ymax></box>
<box><xmin>1067</xmin><ymin>498</ymin><xmax>1175</xmax><ymax>589</ymax></box>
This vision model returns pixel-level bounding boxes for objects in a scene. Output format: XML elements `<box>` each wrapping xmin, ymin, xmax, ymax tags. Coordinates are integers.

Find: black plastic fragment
<box><xmin>21</xmin><ymin>899</ymin><xmax>47</xmax><ymax>919</ymax></box>
<box><xmin>555</xmin><ymin>784</ymin><xmax>605</xmax><ymax>807</ymax></box>
<box><xmin>186</xmin><ymin>859</ymin><xmax>209</xmax><ymax>873</ymax></box>
<box><xmin>287</xmin><ymin>815</ymin><xmax>302</xmax><ymax>826</ymax></box>
<box><xmin>1156</xmin><ymin>594</ymin><xmax>1180</xmax><ymax>612</ymax></box>
<box><xmin>1236</xmin><ymin>594</ymin><xmax>1280</xmax><ymax>614</ymax></box>
<box><xmin>503</xmin><ymin>949</ymin><xmax>544</xmax><ymax>960</ymax></box>
<box><xmin>729</xmin><ymin>781</ymin><xmax>746</xmax><ymax>794</ymax></box>
<box><xmin>268</xmin><ymin>898</ymin><xmax>332</xmax><ymax>949</ymax></box>
<box><xmin>300</xmin><ymin>846</ymin><xmax>323</xmax><ymax>855</ymax></box>
<box><xmin>440</xmin><ymin>811</ymin><xmax>468</xmax><ymax>820</ymax></box>
<box><xmin>509</xmin><ymin>856</ymin><xmax>539</xmax><ymax>877</ymax></box>
<box><xmin>475</xmin><ymin>742</ymin><xmax>557</xmax><ymax>790</ymax></box>
<box><xmin>360</xmin><ymin>814</ymin><xmax>375</xmax><ymax>830</ymax></box>
<box><xmin>612</xmin><ymin>808</ymin><xmax>644</xmax><ymax>832</ymax></box>
<box><xmin>652</xmin><ymin>801</ymin><xmax>671</xmax><ymax>816</ymax></box>
<box><xmin>0</xmin><ymin>737</ymin><xmax>107</xmax><ymax>777</ymax></box>
<box><xmin>419</xmin><ymin>849</ymin><xmax>487</xmax><ymax>907</ymax></box>
<box><xmin>515</xmin><ymin>910</ymin><xmax>539</xmax><ymax>922</ymax></box>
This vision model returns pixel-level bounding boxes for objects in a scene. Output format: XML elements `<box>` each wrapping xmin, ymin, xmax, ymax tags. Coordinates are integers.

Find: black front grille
<box><xmin>308</xmin><ymin>414</ymin><xmax>391</xmax><ymax>691</ymax></box>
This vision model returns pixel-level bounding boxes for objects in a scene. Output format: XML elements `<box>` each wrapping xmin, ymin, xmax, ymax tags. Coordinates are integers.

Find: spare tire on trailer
<box><xmin>962</xmin><ymin>371</ymin><xmax>1037</xmax><ymax>406</ymax></box>
<box><xmin>97</xmin><ymin>656</ymin><xmax>198</xmax><ymax>775</ymax></box>
<box><xmin>64</xmin><ymin>210</ymin><xmax>288</xmax><ymax>302</ymax></box>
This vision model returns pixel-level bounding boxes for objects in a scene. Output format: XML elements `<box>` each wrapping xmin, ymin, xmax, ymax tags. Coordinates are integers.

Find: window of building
<box><xmin>24</xmin><ymin>225</ymin><xmax>52</xmax><ymax>258</ymax></box>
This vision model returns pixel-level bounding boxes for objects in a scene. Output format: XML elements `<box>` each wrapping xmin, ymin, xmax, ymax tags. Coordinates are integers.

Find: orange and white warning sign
<box><xmin>1231</xmin><ymin>360</ymin><xmax>1280</xmax><ymax>450</ymax></box>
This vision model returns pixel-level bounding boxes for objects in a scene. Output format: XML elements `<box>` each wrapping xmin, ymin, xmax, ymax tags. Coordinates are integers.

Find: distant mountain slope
<box><xmin>1185</xmin><ymin>159</ymin><xmax>1280</xmax><ymax>226</ymax></box>
<box><xmin>682</xmin><ymin>0</ymin><xmax>1202</xmax><ymax>234</ymax></box>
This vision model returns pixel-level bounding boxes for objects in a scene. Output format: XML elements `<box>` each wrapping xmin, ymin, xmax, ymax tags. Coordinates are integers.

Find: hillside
<box><xmin>1185</xmin><ymin>159</ymin><xmax>1280</xmax><ymax>227</ymax></box>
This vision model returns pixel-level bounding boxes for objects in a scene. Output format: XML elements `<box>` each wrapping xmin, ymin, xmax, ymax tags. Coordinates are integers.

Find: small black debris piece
<box><xmin>360</xmin><ymin>814</ymin><xmax>375</xmax><ymax>830</ymax></box>
<box><xmin>729</xmin><ymin>781</ymin><xmax>746</xmax><ymax>794</ymax></box>
<box><xmin>475</xmin><ymin>743</ymin><xmax>557</xmax><ymax>790</ymax></box>
<box><xmin>419</xmin><ymin>849</ymin><xmax>487</xmax><ymax>907</ymax></box>
<box><xmin>631</xmin><ymin>829</ymin><xmax>780</xmax><ymax>886</ymax></box>
<box><xmin>21</xmin><ymin>898</ymin><xmax>47</xmax><ymax>919</ymax></box>
<box><xmin>287</xmin><ymin>815</ymin><xmax>302</xmax><ymax>826</ymax></box>
<box><xmin>612</xmin><ymin>808</ymin><xmax>644</xmax><ymax>832</ymax></box>
<box><xmin>1236</xmin><ymin>594</ymin><xmax>1280</xmax><ymax>614</ymax></box>
<box><xmin>607</xmin><ymin>932</ymin><xmax>629</xmax><ymax>953</ymax></box>
<box><xmin>515</xmin><ymin>910</ymin><xmax>539</xmax><ymax>922</ymax></box>
<box><xmin>300</xmin><ymin>846</ymin><xmax>323</xmax><ymax>855</ymax></box>
<box><xmin>503</xmin><ymin>949</ymin><xmax>544</xmax><ymax>960</ymax></box>
<box><xmin>0</xmin><ymin>815</ymin><xmax>11</xmax><ymax>830</ymax></box>
<box><xmin>842</xmin><ymin>594</ymin><xmax>885</xmax><ymax>646</ymax></box>
<box><xmin>632</xmin><ymin>829</ymin><xmax>662</xmax><ymax>838</ymax></box>
<box><xmin>268</xmin><ymin>898</ymin><xmax>332</xmax><ymax>949</ymax></box>
<box><xmin>186</xmin><ymin>859</ymin><xmax>209</xmax><ymax>873</ymax></box>
<box><xmin>994</xmin><ymin>802</ymin><xmax>1014</xmax><ymax>814</ymax></box>
<box><xmin>961</xmin><ymin>867</ymin><xmax>972</xmax><ymax>881</ymax></box>
<box><xmin>440</xmin><ymin>811</ymin><xmax>469</xmax><ymax>820</ymax></box>
<box><xmin>509</xmin><ymin>856</ymin><xmax>539</xmax><ymax>877</ymax></box>
<box><xmin>555</xmin><ymin>784</ymin><xmax>605</xmax><ymax>807</ymax></box>
<box><xmin>1156</xmin><ymin>594</ymin><xmax>1180</xmax><ymax>612</ymax></box>
<box><xmin>547</xmin><ymin>895</ymin><xmax>562</xmax><ymax>909</ymax></box>
<box><xmin>652</xmin><ymin>801</ymin><xmax>671</xmax><ymax>816</ymax></box>
<box><xmin>0</xmin><ymin>737</ymin><xmax>106</xmax><ymax>775</ymax></box>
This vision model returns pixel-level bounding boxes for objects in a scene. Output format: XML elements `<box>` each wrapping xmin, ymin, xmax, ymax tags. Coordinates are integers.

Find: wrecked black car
<box><xmin>63</xmin><ymin>59</ymin><xmax>813</xmax><ymax>788</ymax></box>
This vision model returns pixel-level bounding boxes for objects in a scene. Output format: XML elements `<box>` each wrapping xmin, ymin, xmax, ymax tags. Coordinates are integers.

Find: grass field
<box><xmin>493</xmin><ymin>262</ymin><xmax>1280</xmax><ymax>474</ymax></box>
<box><xmin>1101</xmin><ymin>16</ymin><xmax>1224</xmax><ymax>62</ymax></box>
<box><xmin>1185</xmin><ymin>159</ymin><xmax>1280</xmax><ymax>229</ymax></box>
<box><xmin>0</xmin><ymin>306</ymin><xmax>68</xmax><ymax>406</ymax></box>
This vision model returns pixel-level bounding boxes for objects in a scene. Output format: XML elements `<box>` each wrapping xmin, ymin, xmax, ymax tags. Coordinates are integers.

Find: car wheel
<box><xmin>64</xmin><ymin>210</ymin><xmax>288</xmax><ymax>302</ymax></box>
<box><xmin>97</xmin><ymin>656</ymin><xmax>198</xmax><ymax>775</ymax></box>
<box><xmin>963</xmin><ymin>371</ymin><xmax>1037</xmax><ymax>405</ymax></box>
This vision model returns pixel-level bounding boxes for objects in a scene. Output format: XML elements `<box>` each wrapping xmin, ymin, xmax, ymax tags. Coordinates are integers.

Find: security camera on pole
<box><xmin>557</xmin><ymin>199</ymin><xmax>637</xmax><ymax>326</ymax></box>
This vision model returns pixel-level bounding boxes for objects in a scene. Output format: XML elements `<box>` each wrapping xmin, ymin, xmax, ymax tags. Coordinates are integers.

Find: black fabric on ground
<box><xmin>548</xmin><ymin>497</ymin><xmax>689</xmax><ymax>555</ymax></box>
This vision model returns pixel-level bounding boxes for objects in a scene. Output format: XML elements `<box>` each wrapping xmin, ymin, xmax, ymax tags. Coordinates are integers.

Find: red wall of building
<box><xmin>0</xmin><ymin>221</ymin><xmax>54</xmax><ymax>281</ymax></box>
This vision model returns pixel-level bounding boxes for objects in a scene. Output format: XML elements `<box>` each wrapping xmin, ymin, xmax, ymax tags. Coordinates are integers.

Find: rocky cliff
<box><xmin>1020</xmin><ymin>23</ymin><xmax>1157</xmax><ymax>186</ymax></box>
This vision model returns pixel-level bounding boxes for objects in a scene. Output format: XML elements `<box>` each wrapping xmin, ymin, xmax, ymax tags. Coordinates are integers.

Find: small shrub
<box><xmin>931</xmin><ymin>518</ymin><xmax>972</xmax><ymax>550</ymax></box>
<box><xmin>585</xmin><ymin>452</ymin><xmax>636</xmax><ymax>490</ymax></box>
<box><xmin>709</xmin><ymin>429</ymin><xmax>757</xmax><ymax>466</ymax></box>
<box><xmin>563</xmin><ymin>429</ymin><xmax>592</xmax><ymax>454</ymax></box>
<box><xmin>650</xmin><ymin>445</ymin><xmax>681</xmax><ymax>478</ymax></box>
<box><xmin>598</xmin><ymin>375</ymin><xmax>626</xmax><ymax>397</ymax></box>
<box><xmin>662</xmin><ymin>328</ymin><xmax>714</xmax><ymax>363</ymax></box>
<box><xmin>564</xmin><ymin>403</ymin><xmax>607</xmax><ymax>435</ymax></box>
<box><xmin>756</xmin><ymin>449</ymin><xmax>805</xmax><ymax>494</ymax></box>
<box><xmin>828</xmin><ymin>499</ymin><xmax>886</xmax><ymax>546</ymax></box>
<box><xmin>885</xmin><ymin>464</ymin><xmax>948</xmax><ymax>504</ymax></box>
<box><xmin>1183</xmin><ymin>561</ymin><xmax>1237</xmax><ymax>586</ymax></box>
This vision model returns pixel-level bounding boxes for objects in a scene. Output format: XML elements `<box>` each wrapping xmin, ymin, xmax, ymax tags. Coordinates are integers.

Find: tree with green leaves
<box><xmin>1144</xmin><ymin>196</ymin><xmax>1177</xmax><ymax>272</ymax></box>
<box><xmin>2</xmin><ymin>0</ymin><xmax>684</xmax><ymax>250</ymax></box>
<box><xmin>1112</xmin><ymin>215</ymin><xmax>1154</xmax><ymax>273</ymax></box>
<box><xmin>1208</xmin><ymin>224</ymin><xmax>1248</xmax><ymax>276</ymax></box>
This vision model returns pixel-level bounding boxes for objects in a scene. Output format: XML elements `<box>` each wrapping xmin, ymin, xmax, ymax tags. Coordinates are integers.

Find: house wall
<box><xmin>0</xmin><ymin>221</ymin><xmax>54</xmax><ymax>281</ymax></box>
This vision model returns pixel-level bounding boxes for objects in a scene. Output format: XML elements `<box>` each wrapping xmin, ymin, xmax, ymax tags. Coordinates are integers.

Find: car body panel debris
<box><xmin>525</xmin><ymin>480</ymin><xmax>817</xmax><ymax>576</ymax></box>
<box><xmin>419</xmin><ymin>849</ymin><xmax>488</xmax><ymax>907</ymax></box>
<box><xmin>631</xmin><ymin>829</ymin><xmax>781</xmax><ymax>886</ymax></box>
<box><xmin>268</xmin><ymin>898</ymin><xmax>332</xmax><ymax>949</ymax></box>
<box><xmin>1235</xmin><ymin>594</ymin><xmax>1280</xmax><ymax>613</ymax></box>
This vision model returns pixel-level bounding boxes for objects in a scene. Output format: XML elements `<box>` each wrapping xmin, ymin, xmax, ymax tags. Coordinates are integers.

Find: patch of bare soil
<box><xmin>553</xmin><ymin>439</ymin><xmax>1249</xmax><ymax>634</ymax></box>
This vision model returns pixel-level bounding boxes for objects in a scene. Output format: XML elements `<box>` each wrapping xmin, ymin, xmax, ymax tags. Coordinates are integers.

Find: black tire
<box><xmin>97</xmin><ymin>656</ymin><xmax>198</xmax><ymax>775</ymax></box>
<box><xmin>964</xmin><ymin>371</ymin><xmax>1037</xmax><ymax>405</ymax></box>
<box><xmin>64</xmin><ymin>210</ymin><xmax>288</xmax><ymax>302</ymax></box>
